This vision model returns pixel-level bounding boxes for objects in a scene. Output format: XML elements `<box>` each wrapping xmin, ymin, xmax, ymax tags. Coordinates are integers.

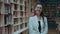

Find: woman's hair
<box><xmin>34</xmin><ymin>3</ymin><xmax>44</xmax><ymax>17</ymax></box>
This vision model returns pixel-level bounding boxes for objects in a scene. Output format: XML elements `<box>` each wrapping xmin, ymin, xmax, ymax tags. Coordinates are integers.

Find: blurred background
<box><xmin>0</xmin><ymin>0</ymin><xmax>60</xmax><ymax>34</ymax></box>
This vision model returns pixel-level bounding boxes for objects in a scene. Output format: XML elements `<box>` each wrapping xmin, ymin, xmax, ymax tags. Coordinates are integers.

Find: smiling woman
<box><xmin>29</xmin><ymin>3</ymin><xmax>48</xmax><ymax>34</ymax></box>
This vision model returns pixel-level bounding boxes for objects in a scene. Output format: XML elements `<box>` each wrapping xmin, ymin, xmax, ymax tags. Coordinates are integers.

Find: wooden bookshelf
<box><xmin>20</xmin><ymin>18</ymin><xmax>23</xmax><ymax>23</ymax></box>
<box><xmin>14</xmin><ymin>26</ymin><xmax>17</xmax><ymax>32</ymax></box>
<box><xmin>25</xmin><ymin>23</ymin><xmax>28</xmax><ymax>27</ymax></box>
<box><xmin>43</xmin><ymin>4</ymin><xmax>56</xmax><ymax>21</ymax></box>
<box><xmin>5</xmin><ymin>25</ymin><xmax>12</xmax><ymax>34</ymax></box>
<box><xmin>4</xmin><ymin>0</ymin><xmax>10</xmax><ymax>4</ymax></box>
<box><xmin>20</xmin><ymin>24</ymin><xmax>24</xmax><ymax>29</ymax></box>
<box><xmin>0</xmin><ymin>15</ymin><xmax>1</xmax><ymax>27</ymax></box>
<box><xmin>19</xmin><ymin>29</ymin><xmax>29</xmax><ymax>34</ymax></box>
<box><xmin>20</xmin><ymin>0</ymin><xmax>23</xmax><ymax>4</ymax></box>
<box><xmin>42</xmin><ymin>3</ymin><xmax>60</xmax><ymax>29</ymax></box>
<box><xmin>0</xmin><ymin>0</ymin><xmax>36</xmax><ymax>34</ymax></box>
<box><xmin>0</xmin><ymin>27</ymin><xmax>2</xmax><ymax>34</ymax></box>
<box><xmin>20</xmin><ymin>11</ymin><xmax>23</xmax><ymax>17</ymax></box>
<box><xmin>14</xmin><ymin>18</ymin><xmax>18</xmax><ymax>24</ymax></box>
<box><xmin>0</xmin><ymin>3</ymin><xmax>1</xmax><ymax>14</ymax></box>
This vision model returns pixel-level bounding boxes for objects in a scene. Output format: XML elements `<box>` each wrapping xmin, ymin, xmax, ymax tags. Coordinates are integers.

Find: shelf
<box><xmin>13</xmin><ymin>16</ymin><xmax>20</xmax><ymax>18</ymax></box>
<box><xmin>4</xmin><ymin>0</ymin><xmax>10</xmax><ymax>4</ymax></box>
<box><xmin>14</xmin><ymin>25</ymin><xmax>19</xmax><ymax>32</ymax></box>
<box><xmin>5</xmin><ymin>25</ymin><xmax>12</xmax><ymax>34</ymax></box>
<box><xmin>0</xmin><ymin>15</ymin><xmax>1</xmax><ymax>27</ymax></box>
<box><xmin>20</xmin><ymin>18</ymin><xmax>23</xmax><ymax>23</ymax></box>
<box><xmin>21</xmin><ymin>28</ymin><xmax>28</xmax><ymax>34</ymax></box>
<box><xmin>43</xmin><ymin>4</ymin><xmax>57</xmax><ymax>21</ymax></box>
<box><xmin>13</xmin><ymin>23</ymin><xmax>20</xmax><ymax>26</ymax></box>
<box><xmin>13</xmin><ymin>0</ymin><xmax>20</xmax><ymax>4</ymax></box>
<box><xmin>17</xmin><ymin>25</ymin><xmax>19</xmax><ymax>31</ymax></box>
<box><xmin>20</xmin><ymin>0</ymin><xmax>24</xmax><ymax>4</ymax></box>
<box><xmin>10</xmin><ymin>0</ymin><xmax>14</xmax><ymax>3</ymax></box>
<box><xmin>21</xmin><ymin>29</ymin><xmax>29</xmax><ymax>34</ymax></box>
<box><xmin>13</xmin><ymin>27</ymin><xmax>28</xmax><ymax>34</ymax></box>
<box><xmin>14</xmin><ymin>18</ymin><xmax>18</xmax><ymax>24</ymax></box>
<box><xmin>13</xmin><ymin>0</ymin><xmax>17</xmax><ymax>3</ymax></box>
<box><xmin>25</xmin><ymin>23</ymin><xmax>28</xmax><ymax>27</ymax></box>
<box><xmin>0</xmin><ymin>3</ymin><xmax>1</xmax><ymax>13</ymax></box>
<box><xmin>0</xmin><ymin>15</ymin><xmax>4</xmax><ymax>27</ymax></box>
<box><xmin>0</xmin><ymin>27</ymin><xmax>2</xmax><ymax>34</ymax></box>
<box><xmin>20</xmin><ymin>11</ymin><xmax>23</xmax><ymax>17</ymax></box>
<box><xmin>20</xmin><ymin>5</ymin><xmax>24</xmax><ymax>10</ymax></box>
<box><xmin>24</xmin><ymin>17</ymin><xmax>29</xmax><ymax>23</ymax></box>
<box><xmin>56</xmin><ymin>5</ymin><xmax>60</xmax><ymax>17</ymax></box>
<box><xmin>14</xmin><ymin>26</ymin><xmax>17</xmax><ymax>32</ymax></box>
<box><xmin>5</xmin><ymin>5</ymin><xmax>11</xmax><ymax>14</ymax></box>
<box><xmin>0</xmin><ymin>0</ymin><xmax>3</xmax><ymax>2</ymax></box>
<box><xmin>13</xmin><ymin>10</ymin><xmax>20</xmax><ymax>12</ymax></box>
<box><xmin>14</xmin><ymin>4</ymin><xmax>18</xmax><ymax>10</ymax></box>
<box><xmin>13</xmin><ymin>11</ymin><xmax>19</xmax><ymax>18</ymax></box>
<box><xmin>20</xmin><ymin>24</ymin><xmax>24</xmax><ymax>29</ymax></box>
<box><xmin>4</xmin><ymin>15</ymin><xmax>12</xmax><ymax>25</ymax></box>
<box><xmin>0</xmin><ymin>0</ymin><xmax>31</xmax><ymax>34</ymax></box>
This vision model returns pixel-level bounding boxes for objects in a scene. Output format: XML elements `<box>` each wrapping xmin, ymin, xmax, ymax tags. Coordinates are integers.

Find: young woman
<box><xmin>29</xmin><ymin>4</ymin><xmax>48</xmax><ymax>34</ymax></box>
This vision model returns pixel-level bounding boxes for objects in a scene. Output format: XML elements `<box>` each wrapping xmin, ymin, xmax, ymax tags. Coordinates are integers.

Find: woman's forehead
<box><xmin>36</xmin><ymin>4</ymin><xmax>42</xmax><ymax>7</ymax></box>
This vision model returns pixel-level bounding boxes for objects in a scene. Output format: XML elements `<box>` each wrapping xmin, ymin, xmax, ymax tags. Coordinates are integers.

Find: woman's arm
<box><xmin>29</xmin><ymin>17</ymin><xmax>35</xmax><ymax>34</ymax></box>
<box><xmin>29</xmin><ymin>17</ymin><xmax>41</xmax><ymax>34</ymax></box>
<box><xmin>43</xmin><ymin>17</ymin><xmax>48</xmax><ymax>34</ymax></box>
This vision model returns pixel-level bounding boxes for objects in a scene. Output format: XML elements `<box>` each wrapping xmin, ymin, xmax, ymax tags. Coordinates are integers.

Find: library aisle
<box><xmin>48</xmin><ymin>29</ymin><xmax>58</xmax><ymax>34</ymax></box>
<box><xmin>0</xmin><ymin>0</ymin><xmax>60</xmax><ymax>34</ymax></box>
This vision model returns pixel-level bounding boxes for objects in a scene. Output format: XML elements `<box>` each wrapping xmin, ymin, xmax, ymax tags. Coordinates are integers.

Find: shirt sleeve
<box><xmin>43</xmin><ymin>17</ymin><xmax>48</xmax><ymax>34</ymax></box>
<box><xmin>29</xmin><ymin>17</ymin><xmax>35</xmax><ymax>34</ymax></box>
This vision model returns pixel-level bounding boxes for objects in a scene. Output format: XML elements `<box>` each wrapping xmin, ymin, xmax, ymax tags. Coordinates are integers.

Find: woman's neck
<box><xmin>36</xmin><ymin>15</ymin><xmax>41</xmax><ymax>19</ymax></box>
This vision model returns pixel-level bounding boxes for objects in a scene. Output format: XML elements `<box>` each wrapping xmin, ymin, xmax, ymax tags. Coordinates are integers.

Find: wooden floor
<box><xmin>48</xmin><ymin>29</ymin><xmax>58</xmax><ymax>34</ymax></box>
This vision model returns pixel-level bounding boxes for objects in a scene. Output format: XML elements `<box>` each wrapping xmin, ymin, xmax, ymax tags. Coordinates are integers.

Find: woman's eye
<box><xmin>37</xmin><ymin>7</ymin><xmax>42</xmax><ymax>9</ymax></box>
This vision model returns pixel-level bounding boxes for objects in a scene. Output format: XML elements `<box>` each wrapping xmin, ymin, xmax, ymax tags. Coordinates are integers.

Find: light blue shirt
<box><xmin>29</xmin><ymin>16</ymin><xmax>48</xmax><ymax>34</ymax></box>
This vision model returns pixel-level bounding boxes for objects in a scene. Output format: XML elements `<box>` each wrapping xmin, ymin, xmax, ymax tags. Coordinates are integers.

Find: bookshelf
<box><xmin>56</xmin><ymin>5</ymin><xmax>60</xmax><ymax>32</ymax></box>
<box><xmin>0</xmin><ymin>27</ymin><xmax>2</xmax><ymax>34</ymax></box>
<box><xmin>25</xmin><ymin>23</ymin><xmax>28</xmax><ymax>27</ymax></box>
<box><xmin>43</xmin><ymin>4</ymin><xmax>56</xmax><ymax>21</ymax></box>
<box><xmin>4</xmin><ymin>0</ymin><xmax>10</xmax><ymax>4</ymax></box>
<box><xmin>0</xmin><ymin>15</ymin><xmax>1</xmax><ymax>27</ymax></box>
<box><xmin>43</xmin><ymin>3</ymin><xmax>60</xmax><ymax>29</ymax></box>
<box><xmin>14</xmin><ymin>26</ymin><xmax>18</xmax><ymax>32</ymax></box>
<box><xmin>5</xmin><ymin>25</ymin><xmax>12</xmax><ymax>34</ymax></box>
<box><xmin>19</xmin><ymin>29</ymin><xmax>28</xmax><ymax>34</ymax></box>
<box><xmin>0</xmin><ymin>0</ymin><xmax>36</xmax><ymax>34</ymax></box>
<box><xmin>56</xmin><ymin>4</ymin><xmax>60</xmax><ymax>17</ymax></box>
<box><xmin>20</xmin><ymin>0</ymin><xmax>23</xmax><ymax>4</ymax></box>
<box><xmin>20</xmin><ymin>11</ymin><xmax>23</xmax><ymax>17</ymax></box>
<box><xmin>14</xmin><ymin>18</ymin><xmax>18</xmax><ymax>24</ymax></box>
<box><xmin>0</xmin><ymin>3</ymin><xmax>1</xmax><ymax>14</ymax></box>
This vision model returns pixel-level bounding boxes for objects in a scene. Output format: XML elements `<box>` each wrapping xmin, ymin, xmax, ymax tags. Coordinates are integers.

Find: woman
<box><xmin>29</xmin><ymin>4</ymin><xmax>48</xmax><ymax>34</ymax></box>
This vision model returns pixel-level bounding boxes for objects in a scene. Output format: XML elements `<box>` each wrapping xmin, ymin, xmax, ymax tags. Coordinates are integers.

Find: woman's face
<box><xmin>35</xmin><ymin>4</ymin><xmax>42</xmax><ymax>15</ymax></box>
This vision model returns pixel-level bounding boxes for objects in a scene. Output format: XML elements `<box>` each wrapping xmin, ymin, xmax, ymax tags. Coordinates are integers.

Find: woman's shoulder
<box><xmin>29</xmin><ymin>16</ymin><xmax>37</xmax><ymax>19</ymax></box>
<box><xmin>29</xmin><ymin>16</ymin><xmax>37</xmax><ymax>21</ymax></box>
<box><xmin>42</xmin><ymin>17</ymin><xmax>47</xmax><ymax>20</ymax></box>
<box><xmin>41</xmin><ymin>16</ymin><xmax>47</xmax><ymax>20</ymax></box>
<box><xmin>44</xmin><ymin>17</ymin><xmax>47</xmax><ymax>18</ymax></box>
<box><xmin>41</xmin><ymin>16</ymin><xmax>47</xmax><ymax>18</ymax></box>
<box><xmin>44</xmin><ymin>17</ymin><xmax>47</xmax><ymax>19</ymax></box>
